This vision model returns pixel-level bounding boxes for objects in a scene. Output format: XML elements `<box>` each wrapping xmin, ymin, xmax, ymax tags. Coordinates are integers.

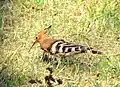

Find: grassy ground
<box><xmin>0</xmin><ymin>0</ymin><xmax>120</xmax><ymax>87</ymax></box>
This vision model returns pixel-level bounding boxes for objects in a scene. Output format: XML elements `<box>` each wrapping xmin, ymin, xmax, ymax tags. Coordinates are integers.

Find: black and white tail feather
<box><xmin>48</xmin><ymin>40</ymin><xmax>102</xmax><ymax>56</ymax></box>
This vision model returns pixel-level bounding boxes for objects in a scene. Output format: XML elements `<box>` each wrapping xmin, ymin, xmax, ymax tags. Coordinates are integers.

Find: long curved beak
<box><xmin>29</xmin><ymin>41</ymin><xmax>37</xmax><ymax>52</ymax></box>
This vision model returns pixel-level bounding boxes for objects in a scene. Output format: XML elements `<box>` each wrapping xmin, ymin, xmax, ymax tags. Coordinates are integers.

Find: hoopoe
<box><xmin>29</xmin><ymin>29</ymin><xmax>102</xmax><ymax>57</ymax></box>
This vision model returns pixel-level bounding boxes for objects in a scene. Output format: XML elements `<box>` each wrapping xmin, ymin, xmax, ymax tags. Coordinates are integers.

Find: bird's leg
<box><xmin>42</xmin><ymin>51</ymin><xmax>45</xmax><ymax>57</ymax></box>
<box><xmin>42</xmin><ymin>51</ymin><xmax>45</xmax><ymax>60</ymax></box>
<box><xmin>42</xmin><ymin>52</ymin><xmax>57</xmax><ymax>66</ymax></box>
<box><xmin>42</xmin><ymin>52</ymin><xmax>49</xmax><ymax>62</ymax></box>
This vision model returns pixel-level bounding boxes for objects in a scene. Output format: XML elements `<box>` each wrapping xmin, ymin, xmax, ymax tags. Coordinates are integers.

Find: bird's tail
<box><xmin>91</xmin><ymin>49</ymin><xmax>102</xmax><ymax>54</ymax></box>
<box><xmin>87</xmin><ymin>47</ymin><xmax>102</xmax><ymax>54</ymax></box>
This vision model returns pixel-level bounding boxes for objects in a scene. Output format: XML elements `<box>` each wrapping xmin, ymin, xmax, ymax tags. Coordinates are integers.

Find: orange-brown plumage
<box><xmin>30</xmin><ymin>30</ymin><xmax>57</xmax><ymax>52</ymax></box>
<box><xmin>29</xmin><ymin>30</ymin><xmax>102</xmax><ymax>56</ymax></box>
<box><xmin>40</xmin><ymin>39</ymin><xmax>57</xmax><ymax>52</ymax></box>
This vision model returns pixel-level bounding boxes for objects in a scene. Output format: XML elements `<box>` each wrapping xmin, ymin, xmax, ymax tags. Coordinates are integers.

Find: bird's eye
<box><xmin>36</xmin><ymin>37</ymin><xmax>38</xmax><ymax>39</ymax></box>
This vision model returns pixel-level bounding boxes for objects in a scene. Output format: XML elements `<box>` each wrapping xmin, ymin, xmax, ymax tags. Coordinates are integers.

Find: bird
<box><xmin>29</xmin><ymin>28</ymin><xmax>102</xmax><ymax>58</ymax></box>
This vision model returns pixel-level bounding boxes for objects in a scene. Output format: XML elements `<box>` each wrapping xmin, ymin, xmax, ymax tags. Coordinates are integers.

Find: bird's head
<box><xmin>29</xmin><ymin>30</ymin><xmax>48</xmax><ymax>51</ymax></box>
<box><xmin>29</xmin><ymin>25</ymin><xmax>51</xmax><ymax>52</ymax></box>
<box><xmin>35</xmin><ymin>30</ymin><xmax>48</xmax><ymax>43</ymax></box>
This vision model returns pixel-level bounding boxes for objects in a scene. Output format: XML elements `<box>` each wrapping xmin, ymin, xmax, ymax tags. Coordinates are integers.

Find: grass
<box><xmin>0</xmin><ymin>0</ymin><xmax>5</xmax><ymax>43</ymax></box>
<box><xmin>0</xmin><ymin>0</ymin><xmax>120</xmax><ymax>87</ymax></box>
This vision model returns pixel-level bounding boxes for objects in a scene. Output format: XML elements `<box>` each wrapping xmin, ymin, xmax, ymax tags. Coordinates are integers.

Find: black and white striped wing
<box><xmin>49</xmin><ymin>40</ymin><xmax>89</xmax><ymax>56</ymax></box>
